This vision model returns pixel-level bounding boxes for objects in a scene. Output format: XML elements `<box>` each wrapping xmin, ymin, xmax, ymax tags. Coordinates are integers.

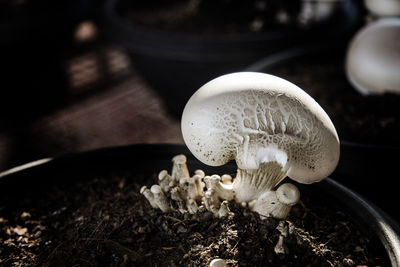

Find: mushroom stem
<box><xmin>171</xmin><ymin>154</ymin><xmax>190</xmax><ymax>182</ymax></box>
<box><xmin>194</xmin><ymin>169</ymin><xmax>205</xmax><ymax>179</ymax></box>
<box><xmin>170</xmin><ymin>187</ymin><xmax>186</xmax><ymax>212</ymax></box>
<box><xmin>218</xmin><ymin>201</ymin><xmax>232</xmax><ymax>218</ymax></box>
<box><xmin>158</xmin><ymin>170</ymin><xmax>174</xmax><ymax>193</ymax></box>
<box><xmin>233</xmin><ymin>161</ymin><xmax>287</xmax><ymax>203</ymax></box>
<box><xmin>186</xmin><ymin>199</ymin><xmax>199</xmax><ymax>214</ymax></box>
<box><xmin>204</xmin><ymin>189</ymin><xmax>220</xmax><ymax>215</ymax></box>
<box><xmin>151</xmin><ymin>185</ymin><xmax>171</xmax><ymax>212</ymax></box>
<box><xmin>140</xmin><ymin>186</ymin><xmax>158</xmax><ymax>209</ymax></box>
<box><xmin>204</xmin><ymin>175</ymin><xmax>235</xmax><ymax>201</ymax></box>
<box><xmin>187</xmin><ymin>175</ymin><xmax>205</xmax><ymax>200</ymax></box>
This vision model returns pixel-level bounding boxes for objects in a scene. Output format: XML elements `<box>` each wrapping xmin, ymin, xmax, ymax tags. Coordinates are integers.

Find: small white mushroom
<box><xmin>140</xmin><ymin>186</ymin><xmax>158</xmax><ymax>209</ymax></box>
<box><xmin>171</xmin><ymin>154</ymin><xmax>190</xmax><ymax>182</ymax></box>
<box><xmin>251</xmin><ymin>187</ymin><xmax>298</xmax><ymax>220</ymax></box>
<box><xmin>194</xmin><ymin>169</ymin><xmax>205</xmax><ymax>179</ymax></box>
<box><xmin>187</xmin><ymin>177</ymin><xmax>198</xmax><ymax>199</ymax></box>
<box><xmin>158</xmin><ymin>170</ymin><xmax>174</xmax><ymax>193</ymax></box>
<box><xmin>181</xmin><ymin>72</ymin><xmax>340</xmax><ymax>218</ymax></box>
<box><xmin>203</xmin><ymin>175</ymin><xmax>212</xmax><ymax>188</ymax></box>
<box><xmin>151</xmin><ymin>185</ymin><xmax>171</xmax><ymax>212</ymax></box>
<box><xmin>221</xmin><ymin>174</ymin><xmax>233</xmax><ymax>185</ymax></box>
<box><xmin>218</xmin><ymin>201</ymin><xmax>232</xmax><ymax>218</ymax></box>
<box><xmin>195</xmin><ymin>174</ymin><xmax>206</xmax><ymax>191</ymax></box>
<box><xmin>170</xmin><ymin>186</ymin><xmax>186</xmax><ymax>213</ymax></box>
<box><xmin>346</xmin><ymin>18</ymin><xmax>400</xmax><ymax>95</ymax></box>
<box><xmin>188</xmin><ymin>175</ymin><xmax>205</xmax><ymax>200</ymax></box>
<box><xmin>255</xmin><ymin>183</ymin><xmax>300</xmax><ymax>219</ymax></box>
<box><xmin>276</xmin><ymin>183</ymin><xmax>300</xmax><ymax>207</ymax></box>
<box><xmin>208</xmin><ymin>175</ymin><xmax>235</xmax><ymax>201</ymax></box>
<box><xmin>209</xmin><ymin>258</ymin><xmax>228</xmax><ymax>267</ymax></box>
<box><xmin>204</xmin><ymin>189</ymin><xmax>220</xmax><ymax>216</ymax></box>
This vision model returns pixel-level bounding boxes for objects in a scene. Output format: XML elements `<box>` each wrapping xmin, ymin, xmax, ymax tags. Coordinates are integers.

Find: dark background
<box><xmin>0</xmin><ymin>0</ymin><xmax>366</xmax><ymax>172</ymax></box>
<box><xmin>0</xmin><ymin>0</ymin><xmax>184</xmax><ymax>171</ymax></box>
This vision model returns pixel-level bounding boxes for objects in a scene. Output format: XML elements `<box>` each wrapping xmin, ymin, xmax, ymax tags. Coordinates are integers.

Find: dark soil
<box><xmin>266</xmin><ymin>55</ymin><xmax>400</xmax><ymax>146</ymax></box>
<box><xmin>0</xmin><ymin>170</ymin><xmax>389</xmax><ymax>266</ymax></box>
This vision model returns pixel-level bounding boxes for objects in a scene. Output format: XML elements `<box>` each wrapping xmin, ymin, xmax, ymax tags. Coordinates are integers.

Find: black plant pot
<box><xmin>0</xmin><ymin>144</ymin><xmax>399</xmax><ymax>265</ymax></box>
<box><xmin>245</xmin><ymin>43</ymin><xmax>400</xmax><ymax>222</ymax></box>
<box><xmin>103</xmin><ymin>0</ymin><xmax>362</xmax><ymax>118</ymax></box>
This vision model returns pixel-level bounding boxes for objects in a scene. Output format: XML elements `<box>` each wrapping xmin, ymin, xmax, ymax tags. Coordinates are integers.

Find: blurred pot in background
<box><xmin>103</xmin><ymin>0</ymin><xmax>363</xmax><ymax>118</ymax></box>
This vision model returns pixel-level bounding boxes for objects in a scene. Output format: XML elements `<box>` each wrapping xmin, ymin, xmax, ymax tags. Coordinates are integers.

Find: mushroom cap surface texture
<box><xmin>345</xmin><ymin>18</ymin><xmax>400</xmax><ymax>95</ymax></box>
<box><xmin>181</xmin><ymin>72</ymin><xmax>340</xmax><ymax>184</ymax></box>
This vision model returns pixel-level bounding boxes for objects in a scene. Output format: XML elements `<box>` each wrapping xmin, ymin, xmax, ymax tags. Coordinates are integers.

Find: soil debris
<box><xmin>0</xmin><ymin>172</ymin><xmax>389</xmax><ymax>266</ymax></box>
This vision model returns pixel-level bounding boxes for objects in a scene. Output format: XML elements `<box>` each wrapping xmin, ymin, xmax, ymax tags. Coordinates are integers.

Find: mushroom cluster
<box><xmin>141</xmin><ymin>72</ymin><xmax>339</xmax><ymax>220</ymax></box>
<box><xmin>141</xmin><ymin>154</ymin><xmax>236</xmax><ymax>218</ymax></box>
<box><xmin>141</xmin><ymin>153</ymin><xmax>301</xmax><ymax>219</ymax></box>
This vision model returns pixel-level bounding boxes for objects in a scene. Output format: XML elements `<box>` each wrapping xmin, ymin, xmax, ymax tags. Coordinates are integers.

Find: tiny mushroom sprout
<box><xmin>141</xmin><ymin>72</ymin><xmax>339</xmax><ymax>221</ymax></box>
<box><xmin>182</xmin><ymin>72</ymin><xmax>339</xmax><ymax>219</ymax></box>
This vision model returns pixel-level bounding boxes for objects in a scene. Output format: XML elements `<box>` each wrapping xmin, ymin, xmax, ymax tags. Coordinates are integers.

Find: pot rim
<box><xmin>0</xmin><ymin>143</ymin><xmax>399</xmax><ymax>265</ymax></box>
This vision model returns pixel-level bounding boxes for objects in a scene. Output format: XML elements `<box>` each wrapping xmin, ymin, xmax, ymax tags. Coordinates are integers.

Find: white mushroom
<box><xmin>171</xmin><ymin>154</ymin><xmax>190</xmax><ymax>182</ymax></box>
<box><xmin>181</xmin><ymin>72</ymin><xmax>339</xmax><ymax>218</ymax></box>
<box><xmin>218</xmin><ymin>200</ymin><xmax>233</xmax><ymax>218</ymax></box>
<box><xmin>209</xmin><ymin>258</ymin><xmax>228</xmax><ymax>267</ymax></box>
<box><xmin>140</xmin><ymin>186</ymin><xmax>158</xmax><ymax>209</ymax></box>
<box><xmin>364</xmin><ymin>0</ymin><xmax>400</xmax><ymax>17</ymax></box>
<box><xmin>150</xmin><ymin>185</ymin><xmax>171</xmax><ymax>212</ymax></box>
<box><xmin>251</xmin><ymin>183</ymin><xmax>300</xmax><ymax>219</ymax></box>
<box><xmin>276</xmin><ymin>183</ymin><xmax>300</xmax><ymax>207</ymax></box>
<box><xmin>170</xmin><ymin>186</ymin><xmax>186</xmax><ymax>213</ymax></box>
<box><xmin>158</xmin><ymin>170</ymin><xmax>174</xmax><ymax>193</ymax></box>
<box><xmin>345</xmin><ymin>18</ymin><xmax>400</xmax><ymax>95</ymax></box>
<box><xmin>205</xmin><ymin>175</ymin><xmax>235</xmax><ymax>201</ymax></box>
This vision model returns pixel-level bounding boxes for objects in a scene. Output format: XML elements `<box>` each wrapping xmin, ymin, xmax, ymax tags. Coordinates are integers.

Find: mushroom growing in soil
<box><xmin>181</xmin><ymin>72</ymin><xmax>340</xmax><ymax>219</ymax></box>
<box><xmin>345</xmin><ymin>18</ymin><xmax>400</xmax><ymax>95</ymax></box>
<box><xmin>141</xmin><ymin>72</ymin><xmax>339</xmax><ymax>220</ymax></box>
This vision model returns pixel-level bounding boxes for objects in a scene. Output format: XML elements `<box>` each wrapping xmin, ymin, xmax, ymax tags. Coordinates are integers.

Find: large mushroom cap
<box><xmin>181</xmin><ymin>72</ymin><xmax>339</xmax><ymax>184</ymax></box>
<box><xmin>345</xmin><ymin>18</ymin><xmax>400</xmax><ymax>95</ymax></box>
